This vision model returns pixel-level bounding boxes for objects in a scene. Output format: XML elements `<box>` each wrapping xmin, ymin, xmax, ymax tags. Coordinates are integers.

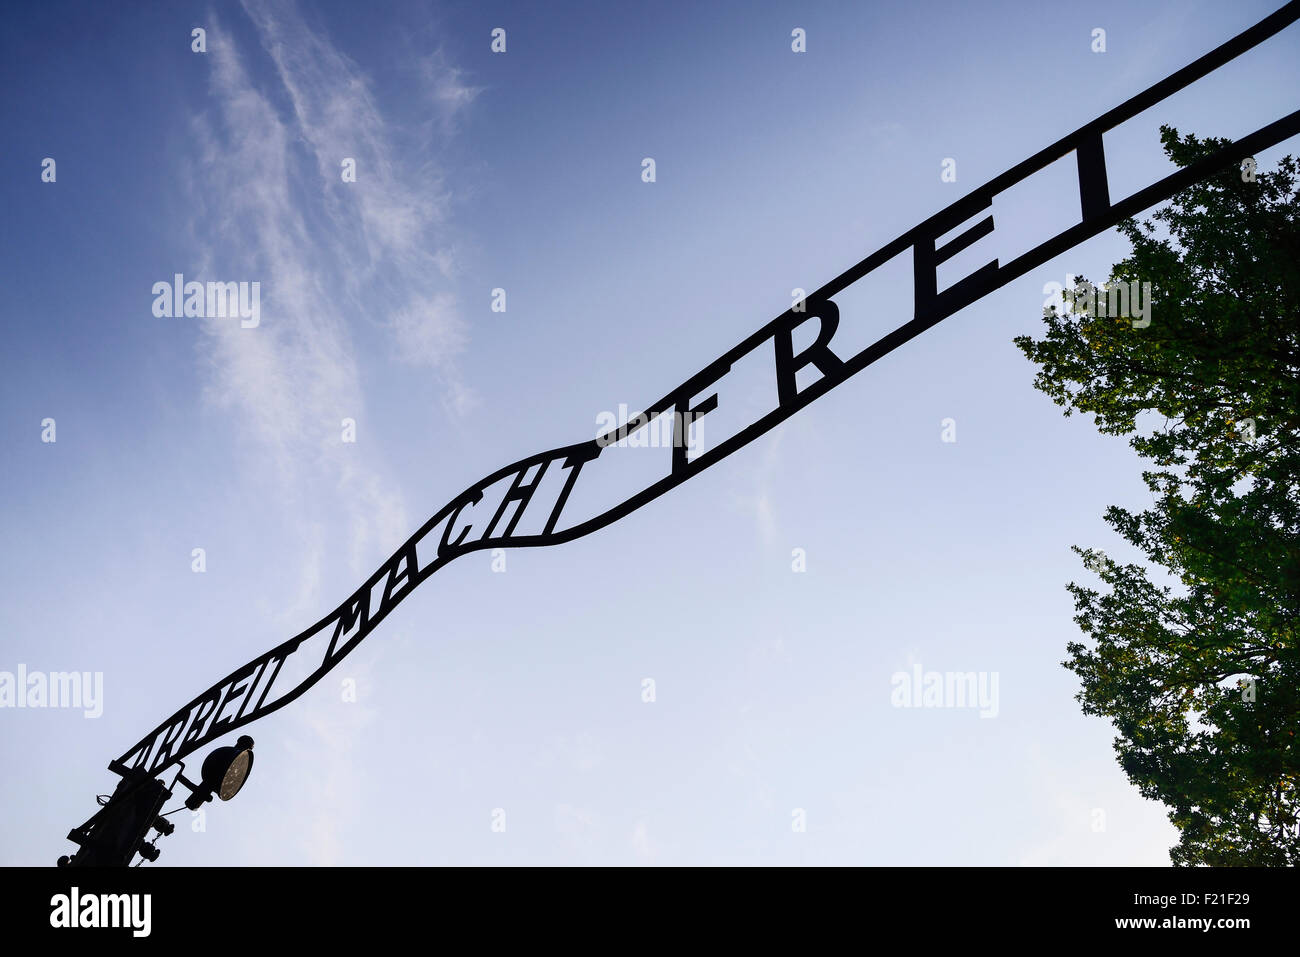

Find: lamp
<box><xmin>179</xmin><ymin>735</ymin><xmax>255</xmax><ymax>810</ymax></box>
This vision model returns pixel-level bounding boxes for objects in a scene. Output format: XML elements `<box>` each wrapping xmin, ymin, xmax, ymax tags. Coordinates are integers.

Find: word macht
<box><xmin>50</xmin><ymin>887</ymin><xmax>151</xmax><ymax>937</ymax></box>
<box><xmin>151</xmin><ymin>274</ymin><xmax>260</xmax><ymax>328</ymax></box>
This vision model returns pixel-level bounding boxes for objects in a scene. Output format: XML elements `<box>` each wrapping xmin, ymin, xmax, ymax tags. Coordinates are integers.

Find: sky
<box><xmin>1</xmin><ymin>0</ymin><xmax>1297</xmax><ymax>866</ymax></box>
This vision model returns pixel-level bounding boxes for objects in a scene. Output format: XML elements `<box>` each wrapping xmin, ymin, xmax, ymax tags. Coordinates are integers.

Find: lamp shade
<box><xmin>199</xmin><ymin>735</ymin><xmax>255</xmax><ymax>801</ymax></box>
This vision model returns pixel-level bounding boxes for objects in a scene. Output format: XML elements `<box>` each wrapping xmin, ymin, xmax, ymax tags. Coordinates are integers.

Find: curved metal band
<box><xmin>115</xmin><ymin>0</ymin><xmax>1300</xmax><ymax>776</ymax></box>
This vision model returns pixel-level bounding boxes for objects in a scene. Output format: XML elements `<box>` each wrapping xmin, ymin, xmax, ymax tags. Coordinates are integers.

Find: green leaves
<box><xmin>1019</xmin><ymin>128</ymin><xmax>1300</xmax><ymax>865</ymax></box>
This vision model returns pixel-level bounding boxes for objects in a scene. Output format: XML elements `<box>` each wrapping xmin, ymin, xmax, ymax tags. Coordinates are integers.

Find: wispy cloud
<box><xmin>419</xmin><ymin>48</ymin><xmax>484</xmax><ymax>132</ymax></box>
<box><xmin>730</xmin><ymin>426</ymin><xmax>786</xmax><ymax>545</ymax></box>
<box><xmin>246</xmin><ymin>0</ymin><xmax>476</xmax><ymax>397</ymax></box>
<box><xmin>184</xmin><ymin>0</ymin><xmax>476</xmax><ymax>862</ymax></box>
<box><xmin>630</xmin><ymin>819</ymin><xmax>658</xmax><ymax>862</ymax></box>
<box><xmin>191</xmin><ymin>0</ymin><xmax>483</xmax><ymax>558</ymax></box>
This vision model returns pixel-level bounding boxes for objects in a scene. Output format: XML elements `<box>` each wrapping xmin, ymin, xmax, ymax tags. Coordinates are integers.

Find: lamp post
<box><xmin>58</xmin><ymin>736</ymin><xmax>255</xmax><ymax>867</ymax></box>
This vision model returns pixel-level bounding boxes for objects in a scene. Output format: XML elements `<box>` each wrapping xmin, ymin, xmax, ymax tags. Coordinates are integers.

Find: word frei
<box><xmin>151</xmin><ymin>274</ymin><xmax>260</xmax><ymax>328</ymax></box>
<box><xmin>109</xmin><ymin>2</ymin><xmax>1300</xmax><ymax>779</ymax></box>
<box><xmin>50</xmin><ymin>888</ymin><xmax>150</xmax><ymax>937</ymax></box>
<box><xmin>0</xmin><ymin>666</ymin><xmax>102</xmax><ymax>718</ymax></box>
<box><xmin>890</xmin><ymin>665</ymin><xmax>999</xmax><ymax>718</ymax></box>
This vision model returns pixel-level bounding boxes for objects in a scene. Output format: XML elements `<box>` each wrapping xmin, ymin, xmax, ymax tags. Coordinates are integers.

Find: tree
<box><xmin>1015</xmin><ymin>127</ymin><xmax>1300</xmax><ymax>865</ymax></box>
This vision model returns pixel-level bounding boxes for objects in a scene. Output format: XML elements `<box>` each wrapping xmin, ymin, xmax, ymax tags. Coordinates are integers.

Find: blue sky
<box><xmin>2</xmin><ymin>0</ymin><xmax>1297</xmax><ymax>865</ymax></box>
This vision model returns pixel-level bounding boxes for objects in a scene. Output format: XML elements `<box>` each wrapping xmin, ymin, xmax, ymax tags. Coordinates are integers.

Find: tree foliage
<box><xmin>1015</xmin><ymin>127</ymin><xmax>1300</xmax><ymax>865</ymax></box>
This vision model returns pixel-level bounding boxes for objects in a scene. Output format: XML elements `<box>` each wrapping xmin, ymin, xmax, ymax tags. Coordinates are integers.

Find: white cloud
<box><xmin>731</xmin><ymin>426</ymin><xmax>786</xmax><ymax>544</ymax></box>
<box><xmin>184</xmin><ymin>1</ymin><xmax>476</xmax><ymax>863</ymax></box>
<box><xmin>419</xmin><ymin>48</ymin><xmax>484</xmax><ymax>129</ymax></box>
<box><xmin>631</xmin><ymin>819</ymin><xmax>658</xmax><ymax>862</ymax></box>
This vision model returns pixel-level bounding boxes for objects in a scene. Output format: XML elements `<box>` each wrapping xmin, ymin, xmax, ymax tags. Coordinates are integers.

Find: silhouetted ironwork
<box><xmin>64</xmin><ymin>0</ymin><xmax>1300</xmax><ymax>864</ymax></box>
